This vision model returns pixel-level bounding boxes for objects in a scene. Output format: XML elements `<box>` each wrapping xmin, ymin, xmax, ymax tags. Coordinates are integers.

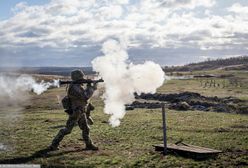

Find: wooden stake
<box><xmin>162</xmin><ymin>103</ymin><xmax>167</xmax><ymax>155</ymax></box>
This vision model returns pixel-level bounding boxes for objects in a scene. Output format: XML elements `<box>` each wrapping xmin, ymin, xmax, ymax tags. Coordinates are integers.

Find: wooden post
<box><xmin>162</xmin><ymin>103</ymin><xmax>167</xmax><ymax>155</ymax></box>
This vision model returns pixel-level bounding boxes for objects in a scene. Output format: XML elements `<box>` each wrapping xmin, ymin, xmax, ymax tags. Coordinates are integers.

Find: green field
<box><xmin>0</xmin><ymin>70</ymin><xmax>248</xmax><ymax>167</ymax></box>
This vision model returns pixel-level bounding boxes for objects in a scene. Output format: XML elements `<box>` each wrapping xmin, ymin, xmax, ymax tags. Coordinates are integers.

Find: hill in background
<box><xmin>164</xmin><ymin>56</ymin><xmax>248</xmax><ymax>72</ymax></box>
<box><xmin>1</xmin><ymin>56</ymin><xmax>248</xmax><ymax>76</ymax></box>
<box><xmin>0</xmin><ymin>67</ymin><xmax>94</xmax><ymax>76</ymax></box>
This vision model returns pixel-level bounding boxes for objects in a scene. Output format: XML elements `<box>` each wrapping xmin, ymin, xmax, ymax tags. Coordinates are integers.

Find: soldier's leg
<box><xmin>50</xmin><ymin>110</ymin><xmax>80</xmax><ymax>149</ymax></box>
<box><xmin>78</xmin><ymin>113</ymin><xmax>98</xmax><ymax>150</ymax></box>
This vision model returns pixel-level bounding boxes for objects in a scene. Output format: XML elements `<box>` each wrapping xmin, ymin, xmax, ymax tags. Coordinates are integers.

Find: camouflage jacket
<box><xmin>68</xmin><ymin>84</ymin><xmax>95</xmax><ymax>110</ymax></box>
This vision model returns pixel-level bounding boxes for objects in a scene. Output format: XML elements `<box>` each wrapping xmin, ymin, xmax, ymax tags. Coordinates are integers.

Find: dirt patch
<box><xmin>126</xmin><ymin>101</ymin><xmax>162</xmax><ymax>110</ymax></box>
<box><xmin>221</xmin><ymin>149</ymin><xmax>248</xmax><ymax>166</ymax></box>
<box><xmin>230</xmin><ymin>124</ymin><xmax>248</xmax><ymax>129</ymax></box>
<box><xmin>126</xmin><ymin>92</ymin><xmax>248</xmax><ymax>114</ymax></box>
<box><xmin>214</xmin><ymin>127</ymin><xmax>231</xmax><ymax>132</ymax></box>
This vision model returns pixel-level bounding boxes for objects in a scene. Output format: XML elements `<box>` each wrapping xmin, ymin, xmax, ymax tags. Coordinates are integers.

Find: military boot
<box><xmin>85</xmin><ymin>140</ymin><xmax>98</xmax><ymax>150</ymax></box>
<box><xmin>47</xmin><ymin>139</ymin><xmax>61</xmax><ymax>151</ymax></box>
<box><xmin>47</xmin><ymin>144</ymin><xmax>59</xmax><ymax>151</ymax></box>
<box><xmin>86</xmin><ymin>143</ymin><xmax>98</xmax><ymax>150</ymax></box>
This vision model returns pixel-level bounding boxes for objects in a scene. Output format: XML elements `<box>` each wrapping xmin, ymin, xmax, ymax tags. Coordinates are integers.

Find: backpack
<box><xmin>61</xmin><ymin>96</ymin><xmax>73</xmax><ymax>115</ymax></box>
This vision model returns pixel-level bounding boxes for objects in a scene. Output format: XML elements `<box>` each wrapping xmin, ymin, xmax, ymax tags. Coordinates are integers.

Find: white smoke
<box><xmin>0</xmin><ymin>74</ymin><xmax>59</xmax><ymax>106</ymax></box>
<box><xmin>92</xmin><ymin>39</ymin><xmax>165</xmax><ymax>127</ymax></box>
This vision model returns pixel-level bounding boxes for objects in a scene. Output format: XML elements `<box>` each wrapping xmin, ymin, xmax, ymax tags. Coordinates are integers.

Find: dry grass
<box><xmin>0</xmin><ymin>70</ymin><xmax>247</xmax><ymax>167</ymax></box>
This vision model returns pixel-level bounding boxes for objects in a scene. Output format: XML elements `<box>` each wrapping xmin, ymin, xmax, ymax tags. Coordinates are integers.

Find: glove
<box><xmin>92</xmin><ymin>83</ymin><xmax>97</xmax><ymax>90</ymax></box>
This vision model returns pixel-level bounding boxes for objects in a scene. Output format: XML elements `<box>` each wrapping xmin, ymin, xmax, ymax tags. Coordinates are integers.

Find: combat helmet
<box><xmin>71</xmin><ymin>69</ymin><xmax>84</xmax><ymax>81</ymax></box>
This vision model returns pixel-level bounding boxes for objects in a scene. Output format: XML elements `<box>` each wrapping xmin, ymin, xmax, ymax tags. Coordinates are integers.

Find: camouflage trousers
<box><xmin>51</xmin><ymin>108</ymin><xmax>92</xmax><ymax>147</ymax></box>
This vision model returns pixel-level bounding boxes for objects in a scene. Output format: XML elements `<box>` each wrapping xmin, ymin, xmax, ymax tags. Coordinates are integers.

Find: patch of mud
<box><xmin>230</xmin><ymin>124</ymin><xmax>248</xmax><ymax>129</ymax></box>
<box><xmin>126</xmin><ymin>101</ymin><xmax>163</xmax><ymax>110</ymax></box>
<box><xmin>225</xmin><ymin>149</ymin><xmax>248</xmax><ymax>155</ymax></box>
<box><xmin>126</xmin><ymin>92</ymin><xmax>248</xmax><ymax>114</ymax></box>
<box><xmin>214</xmin><ymin>127</ymin><xmax>231</xmax><ymax>132</ymax></box>
<box><xmin>222</xmin><ymin>149</ymin><xmax>248</xmax><ymax>166</ymax></box>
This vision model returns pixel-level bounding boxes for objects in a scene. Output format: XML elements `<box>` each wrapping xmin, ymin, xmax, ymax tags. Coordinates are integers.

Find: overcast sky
<box><xmin>0</xmin><ymin>0</ymin><xmax>248</xmax><ymax>67</ymax></box>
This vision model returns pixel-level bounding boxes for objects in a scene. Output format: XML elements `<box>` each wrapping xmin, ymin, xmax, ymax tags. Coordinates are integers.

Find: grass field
<box><xmin>0</xmin><ymin>70</ymin><xmax>247</xmax><ymax>167</ymax></box>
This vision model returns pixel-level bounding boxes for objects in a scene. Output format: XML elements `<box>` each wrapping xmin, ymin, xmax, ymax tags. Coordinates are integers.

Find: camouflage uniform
<box><xmin>86</xmin><ymin>103</ymin><xmax>95</xmax><ymax>125</ymax></box>
<box><xmin>50</xmin><ymin>70</ymin><xmax>98</xmax><ymax>150</ymax></box>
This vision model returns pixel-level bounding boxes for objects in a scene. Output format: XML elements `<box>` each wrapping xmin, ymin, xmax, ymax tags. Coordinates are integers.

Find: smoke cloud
<box><xmin>92</xmin><ymin>39</ymin><xmax>165</xmax><ymax>127</ymax></box>
<box><xmin>0</xmin><ymin>74</ymin><xmax>59</xmax><ymax>107</ymax></box>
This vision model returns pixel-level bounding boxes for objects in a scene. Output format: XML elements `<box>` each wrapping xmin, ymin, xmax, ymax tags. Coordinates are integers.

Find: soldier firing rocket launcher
<box><xmin>59</xmin><ymin>78</ymin><xmax>104</xmax><ymax>85</ymax></box>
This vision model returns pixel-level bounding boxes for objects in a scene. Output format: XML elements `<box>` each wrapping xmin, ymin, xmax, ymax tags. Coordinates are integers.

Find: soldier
<box><xmin>48</xmin><ymin>69</ymin><xmax>98</xmax><ymax>150</ymax></box>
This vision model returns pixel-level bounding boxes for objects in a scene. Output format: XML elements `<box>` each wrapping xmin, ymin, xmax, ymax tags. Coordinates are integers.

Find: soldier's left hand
<box><xmin>92</xmin><ymin>83</ymin><xmax>97</xmax><ymax>90</ymax></box>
